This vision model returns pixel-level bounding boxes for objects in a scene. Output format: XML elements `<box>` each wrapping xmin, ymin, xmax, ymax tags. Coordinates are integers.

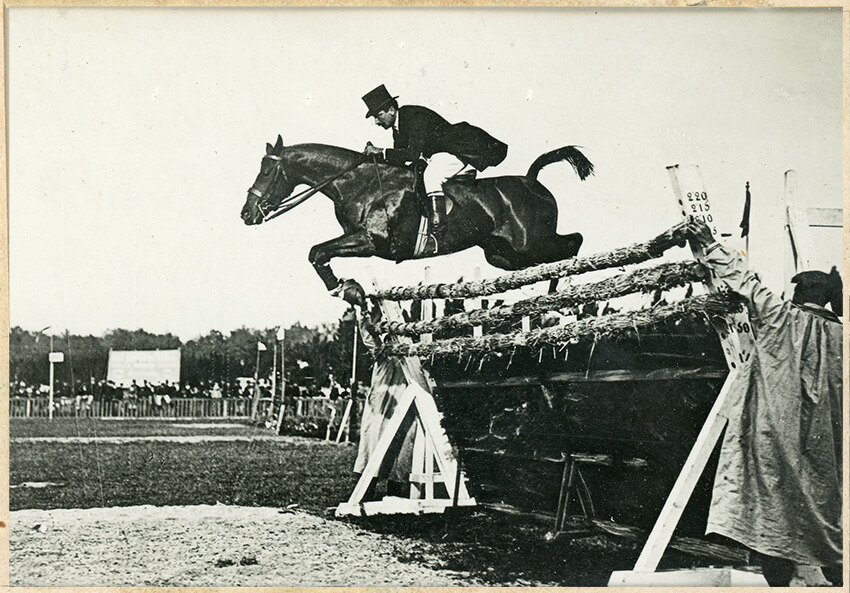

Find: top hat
<box><xmin>362</xmin><ymin>84</ymin><xmax>398</xmax><ymax>118</ymax></box>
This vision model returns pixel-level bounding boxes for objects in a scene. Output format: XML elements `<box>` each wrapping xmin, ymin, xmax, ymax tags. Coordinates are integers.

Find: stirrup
<box><xmin>423</xmin><ymin>233</ymin><xmax>439</xmax><ymax>256</ymax></box>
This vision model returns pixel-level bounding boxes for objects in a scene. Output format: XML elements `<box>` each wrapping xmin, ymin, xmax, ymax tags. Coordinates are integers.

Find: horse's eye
<box><xmin>262</xmin><ymin>168</ymin><xmax>271</xmax><ymax>176</ymax></box>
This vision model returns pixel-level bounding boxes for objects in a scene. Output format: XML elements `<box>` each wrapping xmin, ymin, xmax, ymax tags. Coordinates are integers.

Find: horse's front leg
<box><xmin>308</xmin><ymin>231</ymin><xmax>376</xmax><ymax>305</ymax></box>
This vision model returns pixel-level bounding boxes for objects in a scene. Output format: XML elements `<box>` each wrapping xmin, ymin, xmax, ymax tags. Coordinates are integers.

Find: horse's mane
<box><xmin>291</xmin><ymin>143</ymin><xmax>362</xmax><ymax>161</ymax></box>
<box><xmin>290</xmin><ymin>143</ymin><xmax>412</xmax><ymax>177</ymax></box>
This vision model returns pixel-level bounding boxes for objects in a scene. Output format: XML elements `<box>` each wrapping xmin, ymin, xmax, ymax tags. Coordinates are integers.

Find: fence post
<box><xmin>471</xmin><ymin>267</ymin><xmax>483</xmax><ymax>338</ymax></box>
<box><xmin>421</xmin><ymin>266</ymin><xmax>433</xmax><ymax>343</ymax></box>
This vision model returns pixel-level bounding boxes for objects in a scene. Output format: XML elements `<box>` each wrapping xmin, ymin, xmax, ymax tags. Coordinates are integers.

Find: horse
<box><xmin>240</xmin><ymin>135</ymin><xmax>593</xmax><ymax>306</ymax></box>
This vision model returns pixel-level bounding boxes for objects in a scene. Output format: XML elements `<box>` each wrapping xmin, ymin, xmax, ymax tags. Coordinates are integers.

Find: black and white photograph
<box><xmin>6</xmin><ymin>5</ymin><xmax>845</xmax><ymax>587</ymax></box>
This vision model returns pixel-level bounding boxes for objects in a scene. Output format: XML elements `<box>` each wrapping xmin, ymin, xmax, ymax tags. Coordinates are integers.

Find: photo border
<box><xmin>1</xmin><ymin>1</ymin><xmax>847</xmax><ymax>590</ymax></box>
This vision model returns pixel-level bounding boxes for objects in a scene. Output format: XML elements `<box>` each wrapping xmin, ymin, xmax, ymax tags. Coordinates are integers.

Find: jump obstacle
<box><xmin>337</xmin><ymin>164</ymin><xmax>838</xmax><ymax>584</ymax></box>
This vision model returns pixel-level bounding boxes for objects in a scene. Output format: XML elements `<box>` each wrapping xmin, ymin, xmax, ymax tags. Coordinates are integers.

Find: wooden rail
<box><xmin>438</xmin><ymin>366</ymin><xmax>728</xmax><ymax>389</ymax></box>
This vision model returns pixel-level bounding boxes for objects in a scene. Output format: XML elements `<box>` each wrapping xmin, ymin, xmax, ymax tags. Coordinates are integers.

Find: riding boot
<box><xmin>425</xmin><ymin>193</ymin><xmax>447</xmax><ymax>255</ymax></box>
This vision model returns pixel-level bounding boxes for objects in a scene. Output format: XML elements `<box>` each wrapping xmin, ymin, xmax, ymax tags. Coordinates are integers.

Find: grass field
<box><xmin>11</xmin><ymin>418</ymin><xmax>356</xmax><ymax>512</ymax></box>
<box><xmin>10</xmin><ymin>417</ymin><xmax>265</xmax><ymax>438</ymax></box>
<box><xmin>10</xmin><ymin>417</ymin><xmax>703</xmax><ymax>585</ymax></box>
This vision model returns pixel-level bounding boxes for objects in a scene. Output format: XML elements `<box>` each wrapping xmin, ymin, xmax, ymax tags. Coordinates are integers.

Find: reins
<box><xmin>254</xmin><ymin>155</ymin><xmax>368</xmax><ymax>223</ymax></box>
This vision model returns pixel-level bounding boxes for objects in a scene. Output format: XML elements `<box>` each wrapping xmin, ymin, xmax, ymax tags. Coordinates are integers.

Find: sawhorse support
<box><xmin>612</xmin><ymin>164</ymin><xmax>755</xmax><ymax>584</ymax></box>
<box><xmin>553</xmin><ymin>452</ymin><xmax>610</xmax><ymax>533</ymax></box>
<box><xmin>336</xmin><ymin>297</ymin><xmax>475</xmax><ymax>517</ymax></box>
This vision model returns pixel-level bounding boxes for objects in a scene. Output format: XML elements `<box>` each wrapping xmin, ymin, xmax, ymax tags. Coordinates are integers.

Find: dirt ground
<box><xmin>10</xmin><ymin>504</ymin><xmax>483</xmax><ymax>586</ymax></box>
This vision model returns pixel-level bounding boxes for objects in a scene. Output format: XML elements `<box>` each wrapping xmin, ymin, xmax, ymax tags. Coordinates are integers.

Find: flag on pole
<box><xmin>739</xmin><ymin>181</ymin><xmax>751</xmax><ymax>238</ymax></box>
<box><xmin>257</xmin><ymin>341</ymin><xmax>267</xmax><ymax>351</ymax></box>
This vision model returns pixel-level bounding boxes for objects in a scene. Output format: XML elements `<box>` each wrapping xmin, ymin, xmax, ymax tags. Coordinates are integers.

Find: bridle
<box><xmin>248</xmin><ymin>153</ymin><xmax>369</xmax><ymax>223</ymax></box>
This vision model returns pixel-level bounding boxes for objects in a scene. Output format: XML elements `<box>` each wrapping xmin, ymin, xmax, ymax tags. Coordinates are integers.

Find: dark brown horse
<box><xmin>241</xmin><ymin>135</ymin><xmax>592</xmax><ymax>303</ymax></box>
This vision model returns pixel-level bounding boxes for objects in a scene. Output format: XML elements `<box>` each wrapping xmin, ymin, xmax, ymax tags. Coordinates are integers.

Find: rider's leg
<box><xmin>423</xmin><ymin>153</ymin><xmax>473</xmax><ymax>253</ymax></box>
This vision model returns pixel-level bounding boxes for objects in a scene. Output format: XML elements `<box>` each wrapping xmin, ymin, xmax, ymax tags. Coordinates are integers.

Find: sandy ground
<box><xmin>10</xmin><ymin>504</ymin><xmax>478</xmax><ymax>586</ymax></box>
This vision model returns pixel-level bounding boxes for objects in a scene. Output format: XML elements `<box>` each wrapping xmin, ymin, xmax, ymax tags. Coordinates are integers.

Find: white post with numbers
<box><xmin>612</xmin><ymin>164</ymin><xmax>758</xmax><ymax>584</ymax></box>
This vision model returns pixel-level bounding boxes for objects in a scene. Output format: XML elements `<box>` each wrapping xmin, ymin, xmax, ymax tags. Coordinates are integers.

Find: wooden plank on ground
<box><xmin>337</xmin><ymin>496</ymin><xmax>474</xmax><ymax>517</ymax></box>
<box><xmin>610</xmin><ymin>568</ymin><xmax>767</xmax><ymax>587</ymax></box>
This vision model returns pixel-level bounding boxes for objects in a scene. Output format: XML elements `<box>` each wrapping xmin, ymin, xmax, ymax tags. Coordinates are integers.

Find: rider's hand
<box><xmin>363</xmin><ymin>142</ymin><xmax>383</xmax><ymax>157</ymax></box>
<box><xmin>686</xmin><ymin>218</ymin><xmax>716</xmax><ymax>248</ymax></box>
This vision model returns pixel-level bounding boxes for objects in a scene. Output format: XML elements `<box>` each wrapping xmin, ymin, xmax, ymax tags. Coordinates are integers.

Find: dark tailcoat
<box><xmin>384</xmin><ymin>105</ymin><xmax>507</xmax><ymax>171</ymax></box>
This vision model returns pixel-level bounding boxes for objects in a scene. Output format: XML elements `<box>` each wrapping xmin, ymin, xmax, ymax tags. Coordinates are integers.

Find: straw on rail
<box><xmin>376</xmin><ymin>293</ymin><xmax>744</xmax><ymax>359</ymax></box>
<box><xmin>371</xmin><ymin>222</ymin><xmax>690</xmax><ymax>301</ymax></box>
<box><xmin>376</xmin><ymin>261</ymin><xmax>708</xmax><ymax>338</ymax></box>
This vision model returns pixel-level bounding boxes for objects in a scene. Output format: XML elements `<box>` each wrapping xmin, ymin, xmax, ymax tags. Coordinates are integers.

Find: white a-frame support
<box><xmin>611</xmin><ymin>165</ymin><xmax>756</xmax><ymax>584</ymax></box>
<box><xmin>336</xmin><ymin>297</ymin><xmax>475</xmax><ymax>517</ymax></box>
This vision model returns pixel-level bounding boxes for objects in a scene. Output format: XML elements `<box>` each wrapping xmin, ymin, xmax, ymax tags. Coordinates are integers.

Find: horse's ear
<box><xmin>274</xmin><ymin>135</ymin><xmax>284</xmax><ymax>151</ymax></box>
<box><xmin>266</xmin><ymin>142</ymin><xmax>274</xmax><ymax>155</ymax></box>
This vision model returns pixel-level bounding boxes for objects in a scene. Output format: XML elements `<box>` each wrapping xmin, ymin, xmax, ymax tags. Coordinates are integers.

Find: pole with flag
<box><xmin>251</xmin><ymin>340</ymin><xmax>267</xmax><ymax>420</ymax></box>
<box><xmin>336</xmin><ymin>317</ymin><xmax>358</xmax><ymax>443</ymax></box>
<box><xmin>271</xmin><ymin>334</ymin><xmax>278</xmax><ymax>414</ymax></box>
<box><xmin>275</xmin><ymin>327</ymin><xmax>287</xmax><ymax>434</ymax></box>
<box><xmin>740</xmin><ymin>181</ymin><xmax>751</xmax><ymax>263</ymax></box>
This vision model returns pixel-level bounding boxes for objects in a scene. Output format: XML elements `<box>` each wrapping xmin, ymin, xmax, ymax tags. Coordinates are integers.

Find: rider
<box><xmin>361</xmin><ymin>84</ymin><xmax>507</xmax><ymax>255</ymax></box>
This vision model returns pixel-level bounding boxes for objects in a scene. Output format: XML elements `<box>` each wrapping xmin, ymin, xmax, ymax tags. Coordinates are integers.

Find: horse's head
<box><xmin>241</xmin><ymin>135</ymin><xmax>299</xmax><ymax>225</ymax></box>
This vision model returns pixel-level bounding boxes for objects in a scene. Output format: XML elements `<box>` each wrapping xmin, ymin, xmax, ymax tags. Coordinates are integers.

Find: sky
<box><xmin>7</xmin><ymin>7</ymin><xmax>844</xmax><ymax>341</ymax></box>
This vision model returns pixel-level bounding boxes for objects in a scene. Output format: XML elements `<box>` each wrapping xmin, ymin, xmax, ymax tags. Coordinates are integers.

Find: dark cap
<box><xmin>791</xmin><ymin>267</ymin><xmax>843</xmax><ymax>312</ymax></box>
<box><xmin>362</xmin><ymin>84</ymin><xmax>398</xmax><ymax>118</ymax></box>
<box><xmin>792</xmin><ymin>270</ymin><xmax>836</xmax><ymax>293</ymax></box>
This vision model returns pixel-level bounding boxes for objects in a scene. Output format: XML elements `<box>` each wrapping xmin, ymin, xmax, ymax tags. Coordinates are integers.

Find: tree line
<box><xmin>10</xmin><ymin>314</ymin><xmax>371</xmax><ymax>397</ymax></box>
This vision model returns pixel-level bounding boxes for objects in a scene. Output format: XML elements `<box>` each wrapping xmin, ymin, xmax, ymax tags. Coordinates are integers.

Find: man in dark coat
<box><xmin>688</xmin><ymin>219</ymin><xmax>843</xmax><ymax>586</ymax></box>
<box><xmin>362</xmin><ymin>84</ymin><xmax>507</xmax><ymax>255</ymax></box>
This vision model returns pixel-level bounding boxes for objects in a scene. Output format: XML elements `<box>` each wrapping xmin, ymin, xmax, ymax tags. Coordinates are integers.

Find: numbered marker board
<box><xmin>667</xmin><ymin>164</ymin><xmax>754</xmax><ymax>371</ymax></box>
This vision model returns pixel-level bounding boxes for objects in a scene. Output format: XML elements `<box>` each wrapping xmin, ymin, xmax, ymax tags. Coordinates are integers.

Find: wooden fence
<box><xmin>10</xmin><ymin>396</ymin><xmax>361</xmax><ymax>421</ymax></box>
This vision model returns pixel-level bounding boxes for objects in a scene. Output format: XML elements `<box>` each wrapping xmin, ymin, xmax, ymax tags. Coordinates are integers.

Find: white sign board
<box><xmin>107</xmin><ymin>349</ymin><xmax>181</xmax><ymax>387</ymax></box>
<box><xmin>48</xmin><ymin>352</ymin><xmax>64</xmax><ymax>363</ymax></box>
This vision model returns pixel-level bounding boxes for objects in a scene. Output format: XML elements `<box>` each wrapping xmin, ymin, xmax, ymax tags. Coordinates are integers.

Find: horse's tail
<box><xmin>526</xmin><ymin>146</ymin><xmax>594</xmax><ymax>182</ymax></box>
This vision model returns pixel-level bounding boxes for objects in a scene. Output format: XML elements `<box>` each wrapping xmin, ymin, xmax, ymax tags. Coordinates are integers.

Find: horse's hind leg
<box><xmin>548</xmin><ymin>232</ymin><xmax>583</xmax><ymax>262</ymax></box>
<box><xmin>541</xmin><ymin>232</ymin><xmax>583</xmax><ymax>292</ymax></box>
<box><xmin>482</xmin><ymin>242</ymin><xmax>526</xmax><ymax>271</ymax></box>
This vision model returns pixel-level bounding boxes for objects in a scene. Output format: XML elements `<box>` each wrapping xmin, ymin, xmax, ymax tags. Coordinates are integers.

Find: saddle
<box><xmin>452</xmin><ymin>170</ymin><xmax>478</xmax><ymax>183</ymax></box>
<box><xmin>412</xmin><ymin>161</ymin><xmax>474</xmax><ymax>217</ymax></box>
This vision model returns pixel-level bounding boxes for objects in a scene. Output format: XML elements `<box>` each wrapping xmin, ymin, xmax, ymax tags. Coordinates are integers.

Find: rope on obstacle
<box><xmin>376</xmin><ymin>293</ymin><xmax>744</xmax><ymax>360</ymax></box>
<box><xmin>371</xmin><ymin>222</ymin><xmax>690</xmax><ymax>301</ymax></box>
<box><xmin>376</xmin><ymin>261</ymin><xmax>708</xmax><ymax>338</ymax></box>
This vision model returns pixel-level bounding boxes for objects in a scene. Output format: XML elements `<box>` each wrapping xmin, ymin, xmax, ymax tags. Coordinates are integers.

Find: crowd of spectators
<box><xmin>10</xmin><ymin>373</ymin><xmax>370</xmax><ymax>409</ymax></box>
